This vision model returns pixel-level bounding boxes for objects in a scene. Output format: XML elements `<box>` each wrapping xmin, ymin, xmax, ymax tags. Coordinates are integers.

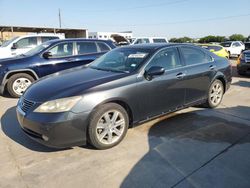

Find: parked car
<box><xmin>244</xmin><ymin>42</ymin><xmax>250</xmax><ymax>51</ymax></box>
<box><xmin>197</xmin><ymin>44</ymin><xmax>229</xmax><ymax>58</ymax></box>
<box><xmin>0</xmin><ymin>34</ymin><xmax>64</xmax><ymax>59</ymax></box>
<box><xmin>237</xmin><ymin>50</ymin><xmax>250</xmax><ymax>75</ymax></box>
<box><xmin>131</xmin><ymin>37</ymin><xmax>168</xmax><ymax>45</ymax></box>
<box><xmin>220</xmin><ymin>41</ymin><xmax>245</xmax><ymax>57</ymax></box>
<box><xmin>16</xmin><ymin>43</ymin><xmax>232</xmax><ymax>149</ymax></box>
<box><xmin>0</xmin><ymin>39</ymin><xmax>116</xmax><ymax>97</ymax></box>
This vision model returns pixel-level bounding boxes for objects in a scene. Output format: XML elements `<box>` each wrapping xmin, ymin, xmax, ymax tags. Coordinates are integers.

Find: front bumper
<box><xmin>16</xmin><ymin>106</ymin><xmax>90</xmax><ymax>148</ymax></box>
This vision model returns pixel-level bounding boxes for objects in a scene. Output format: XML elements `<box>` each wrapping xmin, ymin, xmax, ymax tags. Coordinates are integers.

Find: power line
<box><xmin>85</xmin><ymin>13</ymin><xmax>250</xmax><ymax>27</ymax></box>
<box><xmin>69</xmin><ymin>0</ymin><xmax>190</xmax><ymax>14</ymax></box>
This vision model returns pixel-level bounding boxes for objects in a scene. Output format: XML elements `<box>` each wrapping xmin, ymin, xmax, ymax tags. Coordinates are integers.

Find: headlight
<box><xmin>34</xmin><ymin>96</ymin><xmax>82</xmax><ymax>113</ymax></box>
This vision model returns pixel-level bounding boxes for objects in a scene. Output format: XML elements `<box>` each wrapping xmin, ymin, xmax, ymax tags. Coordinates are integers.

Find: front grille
<box><xmin>245</xmin><ymin>54</ymin><xmax>250</xmax><ymax>63</ymax></box>
<box><xmin>20</xmin><ymin>98</ymin><xmax>35</xmax><ymax>113</ymax></box>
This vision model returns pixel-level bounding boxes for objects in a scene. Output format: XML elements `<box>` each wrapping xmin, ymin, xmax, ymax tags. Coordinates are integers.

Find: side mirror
<box><xmin>43</xmin><ymin>51</ymin><xmax>52</xmax><ymax>59</ymax></box>
<box><xmin>11</xmin><ymin>43</ymin><xmax>17</xmax><ymax>50</ymax></box>
<box><xmin>144</xmin><ymin>66</ymin><xmax>165</xmax><ymax>80</ymax></box>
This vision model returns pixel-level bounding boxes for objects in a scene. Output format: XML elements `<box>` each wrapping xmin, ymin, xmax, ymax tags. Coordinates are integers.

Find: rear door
<box><xmin>72</xmin><ymin>41</ymin><xmax>110</xmax><ymax>65</ymax></box>
<box><xmin>179</xmin><ymin>46</ymin><xmax>215</xmax><ymax>105</ymax></box>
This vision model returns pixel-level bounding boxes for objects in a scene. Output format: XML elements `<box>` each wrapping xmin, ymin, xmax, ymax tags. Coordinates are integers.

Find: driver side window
<box><xmin>146</xmin><ymin>47</ymin><xmax>182</xmax><ymax>71</ymax></box>
<box><xmin>47</xmin><ymin>42</ymin><xmax>73</xmax><ymax>58</ymax></box>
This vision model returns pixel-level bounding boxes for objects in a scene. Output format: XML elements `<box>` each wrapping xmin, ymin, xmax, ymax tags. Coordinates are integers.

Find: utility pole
<box><xmin>58</xmin><ymin>8</ymin><xmax>62</xmax><ymax>28</ymax></box>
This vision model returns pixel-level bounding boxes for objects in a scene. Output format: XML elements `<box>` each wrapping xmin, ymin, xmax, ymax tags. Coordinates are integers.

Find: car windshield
<box><xmin>0</xmin><ymin>37</ymin><xmax>19</xmax><ymax>47</ymax></box>
<box><xmin>221</xmin><ymin>42</ymin><xmax>232</xmax><ymax>47</ymax></box>
<box><xmin>89</xmin><ymin>48</ymin><xmax>151</xmax><ymax>73</ymax></box>
<box><xmin>24</xmin><ymin>41</ymin><xmax>52</xmax><ymax>56</ymax></box>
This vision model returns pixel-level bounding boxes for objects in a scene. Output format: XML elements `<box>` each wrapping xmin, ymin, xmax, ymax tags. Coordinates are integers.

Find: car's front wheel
<box><xmin>206</xmin><ymin>79</ymin><xmax>224</xmax><ymax>108</ymax></box>
<box><xmin>88</xmin><ymin>103</ymin><xmax>129</xmax><ymax>149</ymax></box>
<box><xmin>7</xmin><ymin>73</ymin><xmax>34</xmax><ymax>98</ymax></box>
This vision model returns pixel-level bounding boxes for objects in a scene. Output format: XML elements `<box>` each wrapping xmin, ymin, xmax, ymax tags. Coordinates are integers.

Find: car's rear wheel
<box><xmin>7</xmin><ymin>73</ymin><xmax>34</xmax><ymax>98</ymax></box>
<box><xmin>206</xmin><ymin>79</ymin><xmax>224</xmax><ymax>108</ymax></box>
<box><xmin>88</xmin><ymin>103</ymin><xmax>129</xmax><ymax>149</ymax></box>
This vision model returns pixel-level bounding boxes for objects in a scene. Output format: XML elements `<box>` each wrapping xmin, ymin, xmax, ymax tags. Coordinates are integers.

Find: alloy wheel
<box><xmin>210</xmin><ymin>82</ymin><xmax>223</xmax><ymax>106</ymax></box>
<box><xmin>12</xmin><ymin>78</ymin><xmax>32</xmax><ymax>96</ymax></box>
<box><xmin>96</xmin><ymin>110</ymin><xmax>126</xmax><ymax>145</ymax></box>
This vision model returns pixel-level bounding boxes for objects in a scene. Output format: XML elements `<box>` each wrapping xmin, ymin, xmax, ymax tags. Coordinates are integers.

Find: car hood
<box><xmin>23</xmin><ymin>67</ymin><xmax>127</xmax><ymax>102</ymax></box>
<box><xmin>0</xmin><ymin>55</ymin><xmax>31</xmax><ymax>65</ymax></box>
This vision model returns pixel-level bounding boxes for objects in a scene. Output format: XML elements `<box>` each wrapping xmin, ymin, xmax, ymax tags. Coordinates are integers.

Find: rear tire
<box><xmin>88</xmin><ymin>103</ymin><xmax>129</xmax><ymax>150</ymax></box>
<box><xmin>205</xmin><ymin>79</ymin><xmax>224</xmax><ymax>108</ymax></box>
<box><xmin>7</xmin><ymin>73</ymin><xmax>34</xmax><ymax>98</ymax></box>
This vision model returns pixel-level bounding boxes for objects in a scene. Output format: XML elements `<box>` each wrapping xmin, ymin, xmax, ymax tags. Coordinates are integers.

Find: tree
<box><xmin>198</xmin><ymin>36</ymin><xmax>226</xmax><ymax>43</ymax></box>
<box><xmin>169</xmin><ymin>37</ymin><xmax>193</xmax><ymax>43</ymax></box>
<box><xmin>229</xmin><ymin>34</ymin><xmax>245</xmax><ymax>41</ymax></box>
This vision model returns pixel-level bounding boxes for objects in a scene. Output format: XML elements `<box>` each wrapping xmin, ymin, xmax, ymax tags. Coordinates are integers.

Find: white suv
<box><xmin>221</xmin><ymin>41</ymin><xmax>245</xmax><ymax>57</ymax></box>
<box><xmin>131</xmin><ymin>37</ymin><xmax>168</xmax><ymax>45</ymax></box>
<box><xmin>0</xmin><ymin>34</ymin><xmax>64</xmax><ymax>59</ymax></box>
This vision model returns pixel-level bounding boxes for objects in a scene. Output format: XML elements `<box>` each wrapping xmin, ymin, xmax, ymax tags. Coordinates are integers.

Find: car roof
<box><xmin>120</xmin><ymin>43</ymin><xmax>197</xmax><ymax>51</ymax></box>
<box><xmin>49</xmin><ymin>38</ymin><xmax>112</xmax><ymax>43</ymax></box>
<box><xmin>198</xmin><ymin>43</ymin><xmax>223</xmax><ymax>47</ymax></box>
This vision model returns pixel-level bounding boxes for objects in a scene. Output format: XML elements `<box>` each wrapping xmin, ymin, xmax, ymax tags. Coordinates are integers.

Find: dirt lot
<box><xmin>0</xmin><ymin>60</ymin><xmax>249</xmax><ymax>188</ymax></box>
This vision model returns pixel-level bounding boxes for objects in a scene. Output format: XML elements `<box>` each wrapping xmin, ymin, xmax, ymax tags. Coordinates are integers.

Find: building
<box><xmin>88</xmin><ymin>31</ymin><xmax>133</xmax><ymax>40</ymax></box>
<box><xmin>0</xmin><ymin>25</ymin><xmax>88</xmax><ymax>42</ymax></box>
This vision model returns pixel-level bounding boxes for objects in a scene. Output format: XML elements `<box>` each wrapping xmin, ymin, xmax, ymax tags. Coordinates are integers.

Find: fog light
<box><xmin>42</xmin><ymin>135</ymin><xmax>49</xmax><ymax>141</ymax></box>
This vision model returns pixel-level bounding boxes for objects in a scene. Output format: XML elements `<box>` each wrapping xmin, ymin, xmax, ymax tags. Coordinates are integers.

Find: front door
<box><xmin>136</xmin><ymin>47</ymin><xmax>186</xmax><ymax>120</ymax></box>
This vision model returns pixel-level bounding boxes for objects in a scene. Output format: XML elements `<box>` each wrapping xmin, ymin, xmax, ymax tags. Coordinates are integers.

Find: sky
<box><xmin>0</xmin><ymin>0</ymin><xmax>250</xmax><ymax>38</ymax></box>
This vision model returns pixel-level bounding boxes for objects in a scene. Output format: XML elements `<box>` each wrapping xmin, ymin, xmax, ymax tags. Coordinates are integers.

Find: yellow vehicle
<box><xmin>198</xmin><ymin>44</ymin><xmax>229</xmax><ymax>58</ymax></box>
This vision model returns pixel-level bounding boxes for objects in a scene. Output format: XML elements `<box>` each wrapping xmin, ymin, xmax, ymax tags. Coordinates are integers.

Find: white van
<box><xmin>0</xmin><ymin>34</ymin><xmax>64</xmax><ymax>59</ymax></box>
<box><xmin>131</xmin><ymin>37</ymin><xmax>168</xmax><ymax>45</ymax></box>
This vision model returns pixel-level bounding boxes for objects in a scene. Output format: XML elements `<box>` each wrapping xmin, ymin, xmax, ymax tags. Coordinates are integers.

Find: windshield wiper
<box><xmin>90</xmin><ymin>66</ymin><xmax>128</xmax><ymax>73</ymax></box>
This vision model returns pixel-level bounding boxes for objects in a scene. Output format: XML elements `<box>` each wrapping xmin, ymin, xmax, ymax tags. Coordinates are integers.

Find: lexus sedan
<box><xmin>16</xmin><ymin>43</ymin><xmax>232</xmax><ymax>149</ymax></box>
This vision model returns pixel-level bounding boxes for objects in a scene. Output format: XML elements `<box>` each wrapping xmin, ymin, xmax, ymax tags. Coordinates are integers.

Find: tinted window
<box><xmin>181</xmin><ymin>47</ymin><xmax>212</xmax><ymax>65</ymax></box>
<box><xmin>245</xmin><ymin>43</ymin><xmax>250</xmax><ymax>50</ymax></box>
<box><xmin>146</xmin><ymin>48</ymin><xmax>182</xmax><ymax>71</ymax></box>
<box><xmin>221</xmin><ymin>42</ymin><xmax>232</xmax><ymax>47</ymax></box>
<box><xmin>200</xmin><ymin>45</ymin><xmax>222</xmax><ymax>52</ymax></box>
<box><xmin>16</xmin><ymin>37</ymin><xmax>38</xmax><ymax>48</ymax></box>
<box><xmin>153</xmin><ymin>38</ymin><xmax>167</xmax><ymax>43</ymax></box>
<box><xmin>41</xmin><ymin>36</ymin><xmax>59</xmax><ymax>43</ymax></box>
<box><xmin>134</xmin><ymin>38</ymin><xmax>150</xmax><ymax>44</ymax></box>
<box><xmin>48</xmin><ymin>42</ymin><xmax>73</xmax><ymax>58</ymax></box>
<box><xmin>97</xmin><ymin>42</ymin><xmax>111</xmax><ymax>52</ymax></box>
<box><xmin>77</xmin><ymin>42</ymin><xmax>98</xmax><ymax>55</ymax></box>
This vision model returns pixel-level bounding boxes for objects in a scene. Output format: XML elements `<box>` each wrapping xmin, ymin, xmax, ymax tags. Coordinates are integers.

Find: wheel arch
<box><xmin>213</xmin><ymin>74</ymin><xmax>226</xmax><ymax>93</ymax></box>
<box><xmin>93</xmin><ymin>98</ymin><xmax>134</xmax><ymax>127</ymax></box>
<box><xmin>2</xmin><ymin>69</ymin><xmax>39</xmax><ymax>87</ymax></box>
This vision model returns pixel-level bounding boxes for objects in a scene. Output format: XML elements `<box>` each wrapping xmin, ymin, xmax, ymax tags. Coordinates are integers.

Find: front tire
<box><xmin>206</xmin><ymin>79</ymin><xmax>224</xmax><ymax>108</ymax></box>
<box><xmin>88</xmin><ymin>103</ymin><xmax>129</xmax><ymax>150</ymax></box>
<box><xmin>7</xmin><ymin>73</ymin><xmax>34</xmax><ymax>98</ymax></box>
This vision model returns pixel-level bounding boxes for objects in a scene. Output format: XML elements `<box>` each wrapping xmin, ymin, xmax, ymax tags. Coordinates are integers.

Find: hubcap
<box><xmin>12</xmin><ymin>78</ymin><xmax>32</xmax><ymax>96</ymax></box>
<box><xmin>210</xmin><ymin>82</ymin><xmax>223</xmax><ymax>106</ymax></box>
<box><xmin>96</xmin><ymin>110</ymin><xmax>125</xmax><ymax>145</ymax></box>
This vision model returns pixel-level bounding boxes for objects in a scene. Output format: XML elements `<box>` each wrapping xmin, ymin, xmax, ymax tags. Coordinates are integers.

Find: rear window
<box><xmin>181</xmin><ymin>47</ymin><xmax>213</xmax><ymax>65</ymax></box>
<box><xmin>200</xmin><ymin>45</ymin><xmax>222</xmax><ymax>52</ymax></box>
<box><xmin>153</xmin><ymin>38</ymin><xmax>167</xmax><ymax>43</ymax></box>
<box><xmin>97</xmin><ymin>42</ymin><xmax>111</xmax><ymax>52</ymax></box>
<box><xmin>221</xmin><ymin>42</ymin><xmax>232</xmax><ymax>47</ymax></box>
<box><xmin>77</xmin><ymin>42</ymin><xmax>98</xmax><ymax>55</ymax></box>
<box><xmin>245</xmin><ymin>43</ymin><xmax>250</xmax><ymax>50</ymax></box>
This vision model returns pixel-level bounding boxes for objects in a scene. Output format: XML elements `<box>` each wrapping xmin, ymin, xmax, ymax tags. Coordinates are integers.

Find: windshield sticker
<box><xmin>128</xmin><ymin>53</ymin><xmax>147</xmax><ymax>58</ymax></box>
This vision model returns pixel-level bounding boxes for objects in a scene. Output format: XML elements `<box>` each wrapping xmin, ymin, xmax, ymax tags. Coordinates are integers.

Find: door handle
<box><xmin>209</xmin><ymin>65</ymin><xmax>216</xmax><ymax>70</ymax></box>
<box><xmin>176</xmin><ymin>72</ymin><xmax>186</xmax><ymax>79</ymax></box>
